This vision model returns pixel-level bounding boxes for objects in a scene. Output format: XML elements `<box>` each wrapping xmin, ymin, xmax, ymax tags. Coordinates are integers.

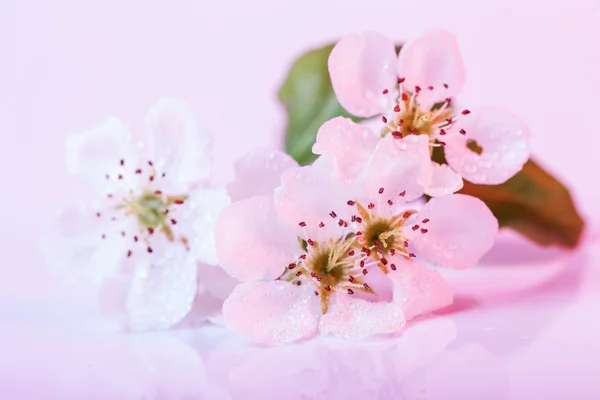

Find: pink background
<box><xmin>2</xmin><ymin>0</ymin><xmax>600</xmax><ymax>398</ymax></box>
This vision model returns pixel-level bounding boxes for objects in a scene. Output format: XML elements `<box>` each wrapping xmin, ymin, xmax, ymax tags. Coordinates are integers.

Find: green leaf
<box><xmin>433</xmin><ymin>146</ymin><xmax>584</xmax><ymax>248</ymax></box>
<box><xmin>278</xmin><ymin>44</ymin><xmax>365</xmax><ymax>165</ymax></box>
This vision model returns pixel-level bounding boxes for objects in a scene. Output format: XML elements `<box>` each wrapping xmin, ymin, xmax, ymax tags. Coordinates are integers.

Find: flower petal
<box><xmin>444</xmin><ymin>106</ymin><xmax>531</xmax><ymax>184</ymax></box>
<box><xmin>65</xmin><ymin>117</ymin><xmax>137</xmax><ymax>192</ymax></box>
<box><xmin>412</xmin><ymin>194</ymin><xmax>498</xmax><ymax>269</ymax></box>
<box><xmin>223</xmin><ymin>281</ymin><xmax>320</xmax><ymax>345</ymax></box>
<box><xmin>126</xmin><ymin>245</ymin><xmax>198</xmax><ymax>331</ymax></box>
<box><xmin>274</xmin><ymin>164</ymin><xmax>356</xmax><ymax>236</ymax></box>
<box><xmin>319</xmin><ymin>295</ymin><xmax>405</xmax><ymax>340</ymax></box>
<box><xmin>397</xmin><ymin>30</ymin><xmax>465</xmax><ymax>104</ymax></box>
<box><xmin>364</xmin><ymin>134</ymin><xmax>431</xmax><ymax>203</ymax></box>
<box><xmin>329</xmin><ymin>31</ymin><xmax>398</xmax><ymax>117</ymax></box>
<box><xmin>216</xmin><ymin>196</ymin><xmax>298</xmax><ymax>282</ymax></box>
<box><xmin>227</xmin><ymin>148</ymin><xmax>298</xmax><ymax>202</ymax></box>
<box><xmin>312</xmin><ymin>117</ymin><xmax>379</xmax><ymax>181</ymax></box>
<box><xmin>144</xmin><ymin>98</ymin><xmax>211</xmax><ymax>189</ymax></box>
<box><xmin>173</xmin><ymin>187</ymin><xmax>231</xmax><ymax>266</ymax></box>
<box><xmin>388</xmin><ymin>257</ymin><xmax>453</xmax><ymax>320</ymax></box>
<box><xmin>420</xmin><ymin>162</ymin><xmax>464</xmax><ymax>197</ymax></box>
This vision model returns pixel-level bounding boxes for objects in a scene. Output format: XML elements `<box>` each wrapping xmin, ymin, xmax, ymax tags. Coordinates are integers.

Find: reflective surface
<box><xmin>1</xmin><ymin>230</ymin><xmax>599</xmax><ymax>399</ymax></box>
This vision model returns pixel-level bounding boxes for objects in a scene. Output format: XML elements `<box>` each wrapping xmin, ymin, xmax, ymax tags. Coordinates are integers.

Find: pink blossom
<box><xmin>47</xmin><ymin>98</ymin><xmax>231</xmax><ymax>331</ymax></box>
<box><xmin>328</xmin><ymin>30</ymin><xmax>531</xmax><ymax>185</ymax></box>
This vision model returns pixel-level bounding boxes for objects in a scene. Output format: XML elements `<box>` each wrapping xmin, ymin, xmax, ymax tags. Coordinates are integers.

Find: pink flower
<box><xmin>328</xmin><ymin>30</ymin><xmax>531</xmax><ymax>185</ymax></box>
<box><xmin>47</xmin><ymin>98</ymin><xmax>231</xmax><ymax>331</ymax></box>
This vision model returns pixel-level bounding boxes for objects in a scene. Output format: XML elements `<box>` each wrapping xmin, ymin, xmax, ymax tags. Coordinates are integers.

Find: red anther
<box><xmin>347</xmin><ymin>289</ymin><xmax>355</xmax><ymax>295</ymax></box>
<box><xmin>439</xmin><ymin>129</ymin><xmax>446</xmax><ymax>135</ymax></box>
<box><xmin>363</xmin><ymin>283</ymin><xmax>371</xmax><ymax>291</ymax></box>
<box><xmin>390</xmin><ymin>248</ymin><xmax>396</xmax><ymax>256</ymax></box>
<box><xmin>325</xmin><ymin>285</ymin><xmax>331</xmax><ymax>292</ymax></box>
<box><xmin>117</xmin><ymin>174</ymin><xmax>123</xmax><ymax>180</ymax></box>
<box><xmin>310</xmin><ymin>272</ymin><xmax>317</xmax><ymax>278</ymax></box>
<box><xmin>446</xmin><ymin>118</ymin><xmax>453</xmax><ymax>124</ymax></box>
<box><xmin>381</xmin><ymin>257</ymin><xmax>388</xmax><ymax>265</ymax></box>
<box><xmin>288</xmin><ymin>263</ymin><xmax>296</xmax><ymax>269</ymax></box>
<box><xmin>403</xmin><ymin>241</ymin><xmax>409</xmax><ymax>248</ymax></box>
<box><xmin>356</xmin><ymin>217</ymin><xmax>363</xmax><ymax>223</ymax></box>
<box><xmin>398</xmin><ymin>119</ymin><xmax>404</xmax><ymax>126</ymax></box>
<box><xmin>163</xmin><ymin>209</ymin><xmax>169</xmax><ymax>215</ymax></box>
<box><xmin>111</xmin><ymin>217</ymin><xmax>116</xmax><ymax>221</ymax></box>
<box><xmin>347</xmin><ymin>200</ymin><xmax>356</xmax><ymax>206</ymax></box>
<box><xmin>401</xmin><ymin>93</ymin><xmax>409</xmax><ymax>101</ymax></box>
<box><xmin>438</xmin><ymin>141</ymin><xmax>446</xmax><ymax>146</ymax></box>
<box><xmin>171</xmin><ymin>219</ymin><xmax>177</xmax><ymax>225</ymax></box>
<box><xmin>393</xmin><ymin>105</ymin><xmax>401</xmax><ymax>112</ymax></box>
<box><xmin>348</xmin><ymin>250</ymin><xmax>355</xmax><ymax>256</ymax></box>
<box><xmin>368</xmin><ymin>203</ymin><xmax>375</xmax><ymax>210</ymax></box>
<box><xmin>382</xmin><ymin>116</ymin><xmax>388</xmax><ymax>123</ymax></box>
<box><xmin>296</xmin><ymin>281</ymin><xmax>302</xmax><ymax>286</ymax></box>
<box><xmin>134</xmin><ymin>236</ymin><xmax>138</xmax><ymax>242</ymax></box>
<box><xmin>360</xmin><ymin>260</ymin><xmax>365</xmax><ymax>267</ymax></box>
<box><xmin>149</xmin><ymin>175</ymin><xmax>155</xmax><ymax>181</ymax></box>
<box><xmin>349</xmin><ymin>275</ymin><xmax>355</xmax><ymax>282</ymax></box>
<box><xmin>338</xmin><ymin>219</ymin><xmax>344</xmax><ymax>227</ymax></box>
<box><xmin>422</xmin><ymin>218</ymin><xmax>430</xmax><ymax>223</ymax></box>
<box><xmin>402</xmin><ymin>211</ymin><xmax>411</xmax><ymax>218</ymax></box>
<box><xmin>382</xmin><ymin>89</ymin><xmax>389</xmax><ymax>94</ymax></box>
<box><xmin>356</xmin><ymin>231</ymin><xmax>362</xmax><ymax>236</ymax></box>
<box><xmin>344</xmin><ymin>221</ymin><xmax>348</xmax><ymax>228</ymax></box>
<box><xmin>399</xmin><ymin>190</ymin><xmax>406</xmax><ymax>197</ymax></box>
<box><xmin>409</xmin><ymin>253</ymin><xmax>416</xmax><ymax>257</ymax></box>
<box><xmin>428</xmin><ymin>85</ymin><xmax>434</xmax><ymax>91</ymax></box>
<box><xmin>392</xmin><ymin>131</ymin><xmax>403</xmax><ymax>139</ymax></box>
<box><xmin>101</xmin><ymin>234</ymin><xmax>106</xmax><ymax>239</ymax></box>
<box><xmin>296</xmin><ymin>271</ymin><xmax>303</xmax><ymax>276</ymax></box>
<box><xmin>329</xmin><ymin>211</ymin><xmax>337</xmax><ymax>218</ymax></box>
<box><xmin>379</xmin><ymin>187</ymin><xmax>385</xmax><ymax>194</ymax></box>
<box><xmin>127</xmin><ymin>250</ymin><xmax>132</xmax><ymax>258</ymax></box>
<box><xmin>300</xmin><ymin>254</ymin><xmax>307</xmax><ymax>259</ymax></box>
<box><xmin>107</xmin><ymin>194</ymin><xmax>113</xmax><ymax>198</ymax></box>
<box><xmin>364</xmin><ymin>248</ymin><xmax>371</xmax><ymax>256</ymax></box>
<box><xmin>299</xmin><ymin>221</ymin><xmax>307</xmax><ymax>227</ymax></box>
<box><xmin>319</xmin><ymin>221</ymin><xmax>325</xmax><ymax>228</ymax></box>
<box><xmin>461</xmin><ymin>109</ymin><xmax>471</xmax><ymax>115</ymax></box>
<box><xmin>362</xmin><ymin>268</ymin><xmax>368</xmax><ymax>275</ymax></box>
<box><xmin>314</xmin><ymin>291</ymin><xmax>319</xmax><ymax>296</ymax></box>
<box><xmin>121</xmin><ymin>231</ymin><xmax>125</xmax><ymax>237</ymax></box>
<box><xmin>388</xmin><ymin>200</ymin><xmax>393</xmax><ymax>206</ymax></box>
<box><xmin>96</xmin><ymin>212</ymin><xmax>101</xmax><ymax>218</ymax></box>
<box><xmin>445</xmin><ymin>97</ymin><xmax>452</xmax><ymax>104</ymax></box>
<box><xmin>390</xmin><ymin>263</ymin><xmax>397</xmax><ymax>271</ymax></box>
<box><xmin>161</xmin><ymin>172</ymin><xmax>166</xmax><ymax>177</ymax></box>
<box><xmin>412</xmin><ymin>225</ymin><xmax>420</xmax><ymax>231</ymax></box>
<box><xmin>460</xmin><ymin>129</ymin><xmax>467</xmax><ymax>135</ymax></box>
<box><xmin>174</xmin><ymin>199</ymin><xmax>184</xmax><ymax>205</ymax></box>
<box><xmin>398</xmin><ymin>77</ymin><xmax>406</xmax><ymax>84</ymax></box>
<box><xmin>148</xmin><ymin>227</ymin><xmax>154</xmax><ymax>234</ymax></box>
<box><xmin>415</xmin><ymin>86</ymin><xmax>421</xmax><ymax>93</ymax></box>
<box><xmin>148</xmin><ymin>160</ymin><xmax>153</xmax><ymax>166</ymax></box>
<box><xmin>351</xmin><ymin>215</ymin><xmax>357</xmax><ymax>222</ymax></box>
<box><xmin>135</xmin><ymin>169</ymin><xmax>142</xmax><ymax>174</ymax></box>
<box><xmin>410</xmin><ymin>129</ymin><xmax>416</xmax><ymax>135</ymax></box>
<box><xmin>443</xmin><ymin>83</ymin><xmax>449</xmax><ymax>89</ymax></box>
<box><xmin>420</xmin><ymin>228</ymin><xmax>428</xmax><ymax>234</ymax></box>
<box><xmin>120</xmin><ymin>159</ymin><xmax>124</xmax><ymax>166</ymax></box>
<box><xmin>147</xmin><ymin>246</ymin><xmax>153</xmax><ymax>253</ymax></box>
<box><xmin>105</xmin><ymin>174</ymin><xmax>110</xmax><ymax>180</ymax></box>
<box><xmin>307</xmin><ymin>239</ymin><xmax>315</xmax><ymax>246</ymax></box>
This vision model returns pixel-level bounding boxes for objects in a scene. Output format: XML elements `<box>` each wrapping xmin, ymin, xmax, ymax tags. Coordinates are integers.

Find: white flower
<box><xmin>47</xmin><ymin>98</ymin><xmax>230</xmax><ymax>331</ymax></box>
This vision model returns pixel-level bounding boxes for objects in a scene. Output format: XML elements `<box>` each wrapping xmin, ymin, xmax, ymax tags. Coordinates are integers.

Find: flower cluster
<box><xmin>50</xmin><ymin>30</ymin><xmax>529</xmax><ymax>345</ymax></box>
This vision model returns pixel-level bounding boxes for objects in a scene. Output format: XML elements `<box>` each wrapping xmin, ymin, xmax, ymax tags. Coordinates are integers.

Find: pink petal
<box><xmin>274</xmin><ymin>164</ymin><xmax>355</xmax><ymax>236</ymax></box>
<box><xmin>312</xmin><ymin>117</ymin><xmax>379</xmax><ymax>181</ymax></box>
<box><xmin>420</xmin><ymin>162</ymin><xmax>464</xmax><ymax>197</ymax></box>
<box><xmin>144</xmin><ymin>98</ymin><xmax>212</xmax><ymax>189</ymax></box>
<box><xmin>364</xmin><ymin>134</ymin><xmax>431</xmax><ymax>203</ymax></box>
<box><xmin>319</xmin><ymin>296</ymin><xmax>405</xmax><ymax>340</ymax></box>
<box><xmin>174</xmin><ymin>187</ymin><xmax>231</xmax><ymax>266</ymax></box>
<box><xmin>329</xmin><ymin>31</ymin><xmax>398</xmax><ymax>117</ymax></box>
<box><xmin>126</xmin><ymin>245</ymin><xmax>198</xmax><ymax>331</ymax></box>
<box><xmin>411</xmin><ymin>194</ymin><xmax>498</xmax><ymax>269</ymax></box>
<box><xmin>227</xmin><ymin>148</ymin><xmax>298</xmax><ymax>202</ymax></box>
<box><xmin>65</xmin><ymin>117</ymin><xmax>138</xmax><ymax>193</ymax></box>
<box><xmin>216</xmin><ymin>196</ymin><xmax>298</xmax><ymax>282</ymax></box>
<box><xmin>397</xmin><ymin>30</ymin><xmax>466</xmax><ymax>104</ymax></box>
<box><xmin>223</xmin><ymin>281</ymin><xmax>320</xmax><ymax>345</ymax></box>
<box><xmin>388</xmin><ymin>257</ymin><xmax>453</xmax><ymax>320</ymax></box>
<box><xmin>444</xmin><ymin>106</ymin><xmax>531</xmax><ymax>184</ymax></box>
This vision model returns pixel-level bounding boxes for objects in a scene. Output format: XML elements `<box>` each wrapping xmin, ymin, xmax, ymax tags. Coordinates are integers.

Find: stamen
<box><xmin>382</xmin><ymin>116</ymin><xmax>388</xmax><ymax>123</ymax></box>
<box><xmin>329</xmin><ymin>211</ymin><xmax>337</xmax><ymax>218</ymax></box>
<box><xmin>296</xmin><ymin>271</ymin><xmax>303</xmax><ymax>277</ymax></box>
<box><xmin>460</xmin><ymin>129</ymin><xmax>467</xmax><ymax>135</ymax></box>
<box><xmin>134</xmin><ymin>236</ymin><xmax>138</xmax><ymax>242</ymax></box>
<box><xmin>347</xmin><ymin>289</ymin><xmax>354</xmax><ymax>295</ymax></box>
<box><xmin>409</xmin><ymin>253</ymin><xmax>416</xmax><ymax>257</ymax></box>
<box><xmin>127</xmin><ymin>250</ymin><xmax>132</xmax><ymax>257</ymax></box>
<box><xmin>147</xmin><ymin>246</ymin><xmax>153</xmax><ymax>253</ymax></box>
<box><xmin>307</xmin><ymin>239</ymin><xmax>315</xmax><ymax>246</ymax></box>
<box><xmin>325</xmin><ymin>285</ymin><xmax>331</xmax><ymax>291</ymax></box>
<box><xmin>399</xmin><ymin>191</ymin><xmax>406</xmax><ymax>197</ymax></box>
<box><xmin>148</xmin><ymin>160</ymin><xmax>153</xmax><ymax>166</ymax></box>
<box><xmin>299</xmin><ymin>221</ymin><xmax>307</xmax><ymax>227</ymax></box>
<box><xmin>319</xmin><ymin>222</ymin><xmax>325</xmax><ymax>228</ymax></box>
<box><xmin>420</xmin><ymin>228</ymin><xmax>428</xmax><ymax>234</ymax></box>
<box><xmin>381</xmin><ymin>257</ymin><xmax>388</xmax><ymax>265</ymax></box>
<box><xmin>392</xmin><ymin>131</ymin><xmax>403</xmax><ymax>139</ymax></box>
<box><xmin>348</xmin><ymin>250</ymin><xmax>355</xmax><ymax>256</ymax></box>
<box><xmin>349</xmin><ymin>276</ymin><xmax>355</xmax><ymax>282</ymax></box>
<box><xmin>398</xmin><ymin>77</ymin><xmax>405</xmax><ymax>84</ymax></box>
<box><xmin>121</xmin><ymin>231</ymin><xmax>125</xmax><ymax>237</ymax></box>
<box><xmin>443</xmin><ymin>83</ymin><xmax>449</xmax><ymax>89</ymax></box>
<box><xmin>149</xmin><ymin>176</ymin><xmax>155</xmax><ymax>182</ymax></box>
<box><xmin>390</xmin><ymin>263</ymin><xmax>397</xmax><ymax>271</ymax></box>
<box><xmin>148</xmin><ymin>227</ymin><xmax>154</xmax><ymax>235</ymax></box>
<box><xmin>394</xmin><ymin>105</ymin><xmax>401</xmax><ymax>112</ymax></box>
<box><xmin>96</xmin><ymin>212</ymin><xmax>101</xmax><ymax>218</ymax></box>
<box><xmin>412</xmin><ymin>225</ymin><xmax>420</xmax><ymax>231</ymax></box>
<box><xmin>368</xmin><ymin>203</ymin><xmax>375</xmax><ymax>210</ymax></box>
<box><xmin>288</xmin><ymin>263</ymin><xmax>296</xmax><ymax>269</ymax></box>
<box><xmin>378</xmin><ymin>187</ymin><xmax>385</xmax><ymax>194</ymax></box>
<box><xmin>461</xmin><ymin>109</ymin><xmax>471</xmax><ymax>115</ymax></box>
<box><xmin>120</xmin><ymin>159</ymin><xmax>124</xmax><ymax>166</ymax></box>
<box><xmin>428</xmin><ymin>85</ymin><xmax>434</xmax><ymax>91</ymax></box>
<box><xmin>135</xmin><ymin>169</ymin><xmax>142</xmax><ymax>174</ymax></box>
<box><xmin>387</xmin><ymin>200</ymin><xmax>393</xmax><ymax>206</ymax></box>
<box><xmin>362</xmin><ymin>268</ymin><xmax>368</xmax><ymax>275</ymax></box>
<box><xmin>174</xmin><ymin>199</ymin><xmax>184</xmax><ymax>205</ymax></box>
<box><xmin>101</xmin><ymin>234</ymin><xmax>106</xmax><ymax>239</ymax></box>
<box><xmin>382</xmin><ymin>89</ymin><xmax>389</xmax><ymax>94</ymax></box>
<box><xmin>439</xmin><ymin>129</ymin><xmax>446</xmax><ymax>135</ymax></box>
<box><xmin>171</xmin><ymin>219</ymin><xmax>177</xmax><ymax>225</ymax></box>
<box><xmin>347</xmin><ymin>200</ymin><xmax>356</xmax><ymax>206</ymax></box>
<box><xmin>401</xmin><ymin>93</ymin><xmax>408</xmax><ymax>101</ymax></box>
<box><xmin>415</xmin><ymin>86</ymin><xmax>421</xmax><ymax>94</ymax></box>
<box><xmin>363</xmin><ymin>283</ymin><xmax>371</xmax><ymax>291</ymax></box>
<box><xmin>155</xmin><ymin>190</ymin><xmax>162</xmax><ymax>195</ymax></box>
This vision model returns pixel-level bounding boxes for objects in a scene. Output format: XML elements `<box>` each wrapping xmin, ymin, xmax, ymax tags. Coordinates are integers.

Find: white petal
<box><xmin>420</xmin><ymin>162</ymin><xmax>464</xmax><ymax>197</ymax></box>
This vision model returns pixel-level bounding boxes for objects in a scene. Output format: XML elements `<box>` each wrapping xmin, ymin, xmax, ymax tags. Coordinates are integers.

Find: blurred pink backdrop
<box><xmin>1</xmin><ymin>0</ymin><xmax>599</xmax><ymax>308</ymax></box>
